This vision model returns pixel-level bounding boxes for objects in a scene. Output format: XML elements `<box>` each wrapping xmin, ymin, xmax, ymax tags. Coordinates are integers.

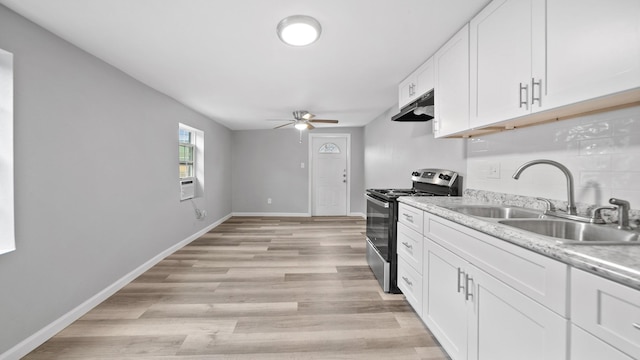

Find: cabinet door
<box><xmin>469</xmin><ymin>0</ymin><xmax>543</xmax><ymax>127</ymax></box>
<box><xmin>415</xmin><ymin>57</ymin><xmax>434</xmax><ymax>96</ymax></box>
<box><xmin>423</xmin><ymin>239</ymin><xmax>468</xmax><ymax>360</ymax></box>
<box><xmin>544</xmin><ymin>0</ymin><xmax>640</xmax><ymax>110</ymax></box>
<box><xmin>433</xmin><ymin>24</ymin><xmax>470</xmax><ymax>138</ymax></box>
<box><xmin>467</xmin><ymin>264</ymin><xmax>568</xmax><ymax>360</ymax></box>
<box><xmin>398</xmin><ymin>75</ymin><xmax>416</xmax><ymax>109</ymax></box>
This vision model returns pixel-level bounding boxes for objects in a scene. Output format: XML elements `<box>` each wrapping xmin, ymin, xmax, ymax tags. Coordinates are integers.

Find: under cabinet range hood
<box><xmin>392</xmin><ymin>90</ymin><xmax>434</xmax><ymax>122</ymax></box>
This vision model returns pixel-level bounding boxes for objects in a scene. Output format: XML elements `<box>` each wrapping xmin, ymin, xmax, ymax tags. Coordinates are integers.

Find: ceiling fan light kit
<box><xmin>270</xmin><ymin>110</ymin><xmax>339</xmax><ymax>131</ymax></box>
<box><xmin>277</xmin><ymin>15</ymin><xmax>321</xmax><ymax>46</ymax></box>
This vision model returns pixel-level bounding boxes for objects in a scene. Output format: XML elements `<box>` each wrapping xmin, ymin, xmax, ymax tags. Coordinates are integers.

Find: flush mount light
<box><xmin>277</xmin><ymin>15</ymin><xmax>322</xmax><ymax>46</ymax></box>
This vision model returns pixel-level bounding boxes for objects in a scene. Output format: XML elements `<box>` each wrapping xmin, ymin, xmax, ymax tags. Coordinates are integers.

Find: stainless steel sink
<box><xmin>498</xmin><ymin>219</ymin><xmax>640</xmax><ymax>244</ymax></box>
<box><xmin>447</xmin><ymin>205</ymin><xmax>543</xmax><ymax>219</ymax></box>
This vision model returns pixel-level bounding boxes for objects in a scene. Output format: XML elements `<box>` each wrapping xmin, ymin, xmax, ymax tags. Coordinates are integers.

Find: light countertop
<box><xmin>398</xmin><ymin>195</ymin><xmax>640</xmax><ymax>291</ymax></box>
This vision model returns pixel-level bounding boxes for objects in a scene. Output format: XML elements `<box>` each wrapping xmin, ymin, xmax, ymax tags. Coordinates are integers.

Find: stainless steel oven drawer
<box><xmin>366</xmin><ymin>238</ymin><xmax>389</xmax><ymax>292</ymax></box>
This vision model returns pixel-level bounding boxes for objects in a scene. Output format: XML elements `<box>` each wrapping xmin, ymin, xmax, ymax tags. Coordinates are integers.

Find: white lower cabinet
<box><xmin>415</xmin><ymin>210</ymin><xmax>569</xmax><ymax>360</ymax></box>
<box><xmin>397</xmin><ymin>205</ymin><xmax>640</xmax><ymax>360</ymax></box>
<box><xmin>423</xmin><ymin>239</ymin><xmax>567</xmax><ymax>360</ymax></box>
<box><xmin>397</xmin><ymin>221</ymin><xmax>424</xmax><ymax>315</ymax></box>
<box><xmin>570</xmin><ymin>268</ymin><xmax>640</xmax><ymax>359</ymax></box>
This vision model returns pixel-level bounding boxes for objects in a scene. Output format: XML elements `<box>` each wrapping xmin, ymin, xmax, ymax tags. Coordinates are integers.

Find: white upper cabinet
<box><xmin>544</xmin><ymin>0</ymin><xmax>640</xmax><ymax>109</ymax></box>
<box><xmin>455</xmin><ymin>0</ymin><xmax>640</xmax><ymax>137</ymax></box>
<box><xmin>398</xmin><ymin>57</ymin><xmax>434</xmax><ymax>109</ymax></box>
<box><xmin>469</xmin><ymin>0</ymin><xmax>545</xmax><ymax>128</ymax></box>
<box><xmin>433</xmin><ymin>24</ymin><xmax>470</xmax><ymax>138</ymax></box>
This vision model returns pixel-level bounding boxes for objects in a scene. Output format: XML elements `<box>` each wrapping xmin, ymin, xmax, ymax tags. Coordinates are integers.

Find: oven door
<box><xmin>365</xmin><ymin>194</ymin><xmax>392</xmax><ymax>261</ymax></box>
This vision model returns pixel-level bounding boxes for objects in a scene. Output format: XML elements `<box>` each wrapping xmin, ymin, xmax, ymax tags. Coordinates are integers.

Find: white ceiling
<box><xmin>0</xmin><ymin>0</ymin><xmax>490</xmax><ymax>130</ymax></box>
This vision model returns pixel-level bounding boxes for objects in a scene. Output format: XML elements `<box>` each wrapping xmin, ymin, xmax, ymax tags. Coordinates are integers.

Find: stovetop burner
<box><xmin>367</xmin><ymin>188</ymin><xmax>436</xmax><ymax>199</ymax></box>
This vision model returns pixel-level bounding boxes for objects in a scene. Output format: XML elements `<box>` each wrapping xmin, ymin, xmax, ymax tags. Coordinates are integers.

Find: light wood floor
<box><xmin>25</xmin><ymin>216</ymin><xmax>450</xmax><ymax>359</ymax></box>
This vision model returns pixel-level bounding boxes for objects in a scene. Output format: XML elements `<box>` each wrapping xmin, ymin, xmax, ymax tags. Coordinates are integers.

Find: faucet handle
<box><xmin>609</xmin><ymin>198</ymin><xmax>630</xmax><ymax>208</ymax></box>
<box><xmin>536</xmin><ymin>197</ymin><xmax>556</xmax><ymax>212</ymax></box>
<box><xmin>609</xmin><ymin>198</ymin><xmax>632</xmax><ymax>230</ymax></box>
<box><xmin>590</xmin><ymin>206</ymin><xmax>616</xmax><ymax>224</ymax></box>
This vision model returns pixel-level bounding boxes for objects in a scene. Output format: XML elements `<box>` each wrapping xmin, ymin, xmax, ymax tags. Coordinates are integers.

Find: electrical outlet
<box><xmin>487</xmin><ymin>163</ymin><xmax>500</xmax><ymax>179</ymax></box>
<box><xmin>301</xmin><ymin>162</ymin><xmax>305</xmax><ymax>169</ymax></box>
<box><xmin>267</xmin><ymin>198</ymin><xmax>272</xmax><ymax>204</ymax></box>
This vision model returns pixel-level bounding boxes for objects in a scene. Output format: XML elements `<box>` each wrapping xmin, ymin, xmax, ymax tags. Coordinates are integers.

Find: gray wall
<box><xmin>0</xmin><ymin>5</ymin><xmax>232</xmax><ymax>355</ymax></box>
<box><xmin>364</xmin><ymin>106</ymin><xmax>467</xmax><ymax>189</ymax></box>
<box><xmin>232</xmin><ymin>127</ymin><xmax>365</xmax><ymax>215</ymax></box>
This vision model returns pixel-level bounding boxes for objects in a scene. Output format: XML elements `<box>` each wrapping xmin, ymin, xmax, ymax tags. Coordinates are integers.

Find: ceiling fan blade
<box><xmin>308</xmin><ymin>119</ymin><xmax>339</xmax><ymax>123</ymax></box>
<box><xmin>273</xmin><ymin>122</ymin><xmax>294</xmax><ymax>129</ymax></box>
<box><xmin>302</xmin><ymin>112</ymin><xmax>315</xmax><ymax>120</ymax></box>
<box><xmin>307</xmin><ymin>123</ymin><xmax>316</xmax><ymax>130</ymax></box>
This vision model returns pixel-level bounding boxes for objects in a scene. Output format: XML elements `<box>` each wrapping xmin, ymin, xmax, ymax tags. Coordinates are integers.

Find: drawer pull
<box><xmin>633</xmin><ymin>323</ymin><xmax>640</xmax><ymax>330</ymax></box>
<box><xmin>402</xmin><ymin>276</ymin><xmax>413</xmax><ymax>287</ymax></box>
<box><xmin>457</xmin><ymin>268</ymin><xmax>465</xmax><ymax>293</ymax></box>
<box><xmin>402</xmin><ymin>241</ymin><xmax>413</xmax><ymax>250</ymax></box>
<box><xmin>403</xmin><ymin>213</ymin><xmax>414</xmax><ymax>222</ymax></box>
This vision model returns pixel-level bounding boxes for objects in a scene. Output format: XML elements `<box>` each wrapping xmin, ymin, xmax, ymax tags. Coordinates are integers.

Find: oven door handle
<box><xmin>366</xmin><ymin>194</ymin><xmax>389</xmax><ymax>208</ymax></box>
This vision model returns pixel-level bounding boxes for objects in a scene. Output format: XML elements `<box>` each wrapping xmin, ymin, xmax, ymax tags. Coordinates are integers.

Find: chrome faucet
<box><xmin>512</xmin><ymin>159</ymin><xmax>577</xmax><ymax>215</ymax></box>
<box><xmin>610</xmin><ymin>198</ymin><xmax>631</xmax><ymax>230</ymax></box>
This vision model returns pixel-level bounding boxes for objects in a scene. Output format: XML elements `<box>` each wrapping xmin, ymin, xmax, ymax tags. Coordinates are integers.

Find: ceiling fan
<box><xmin>271</xmin><ymin>110</ymin><xmax>339</xmax><ymax>130</ymax></box>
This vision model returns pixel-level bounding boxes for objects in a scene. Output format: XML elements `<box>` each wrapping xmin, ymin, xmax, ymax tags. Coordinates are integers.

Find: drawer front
<box><xmin>571</xmin><ymin>325</ymin><xmax>634</xmax><ymax>360</ymax></box>
<box><xmin>397</xmin><ymin>259</ymin><xmax>423</xmax><ymax>316</ymax></box>
<box><xmin>425</xmin><ymin>213</ymin><xmax>568</xmax><ymax>316</ymax></box>
<box><xmin>398</xmin><ymin>203</ymin><xmax>424</xmax><ymax>234</ymax></box>
<box><xmin>571</xmin><ymin>268</ymin><xmax>640</xmax><ymax>359</ymax></box>
<box><xmin>397</xmin><ymin>222</ymin><xmax>423</xmax><ymax>274</ymax></box>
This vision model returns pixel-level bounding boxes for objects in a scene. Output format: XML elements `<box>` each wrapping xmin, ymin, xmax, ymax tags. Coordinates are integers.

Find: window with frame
<box><xmin>0</xmin><ymin>48</ymin><xmax>15</xmax><ymax>254</ymax></box>
<box><xmin>179</xmin><ymin>127</ymin><xmax>195</xmax><ymax>179</ymax></box>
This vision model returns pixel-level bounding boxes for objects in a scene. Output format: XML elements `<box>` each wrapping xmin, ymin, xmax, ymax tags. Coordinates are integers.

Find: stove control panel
<box><xmin>411</xmin><ymin>168</ymin><xmax>459</xmax><ymax>187</ymax></box>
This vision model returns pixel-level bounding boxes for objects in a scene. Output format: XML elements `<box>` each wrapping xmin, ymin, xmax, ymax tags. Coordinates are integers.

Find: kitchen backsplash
<box><xmin>466</xmin><ymin>103</ymin><xmax>640</xmax><ymax>212</ymax></box>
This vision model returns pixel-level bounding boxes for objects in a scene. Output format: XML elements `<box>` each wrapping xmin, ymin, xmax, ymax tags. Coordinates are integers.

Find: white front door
<box><xmin>311</xmin><ymin>135</ymin><xmax>348</xmax><ymax>216</ymax></box>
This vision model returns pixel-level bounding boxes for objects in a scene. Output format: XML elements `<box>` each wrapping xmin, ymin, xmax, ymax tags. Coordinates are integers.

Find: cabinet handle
<box><xmin>531</xmin><ymin>78</ymin><xmax>542</xmax><ymax>107</ymax></box>
<box><xmin>465</xmin><ymin>274</ymin><xmax>474</xmax><ymax>301</ymax></box>
<box><xmin>402</xmin><ymin>276</ymin><xmax>413</xmax><ymax>287</ymax></box>
<box><xmin>633</xmin><ymin>323</ymin><xmax>640</xmax><ymax>330</ymax></box>
<box><xmin>519</xmin><ymin>83</ymin><xmax>529</xmax><ymax>109</ymax></box>
<box><xmin>402</xmin><ymin>241</ymin><xmax>413</xmax><ymax>250</ymax></box>
<box><xmin>403</xmin><ymin>213</ymin><xmax>414</xmax><ymax>222</ymax></box>
<box><xmin>457</xmin><ymin>268</ymin><xmax>465</xmax><ymax>293</ymax></box>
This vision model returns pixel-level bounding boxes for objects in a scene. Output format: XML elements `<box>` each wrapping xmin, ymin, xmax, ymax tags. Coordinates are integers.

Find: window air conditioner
<box><xmin>180</xmin><ymin>179</ymin><xmax>195</xmax><ymax>200</ymax></box>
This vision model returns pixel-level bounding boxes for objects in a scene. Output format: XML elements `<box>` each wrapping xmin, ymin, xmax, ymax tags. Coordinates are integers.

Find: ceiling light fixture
<box><xmin>277</xmin><ymin>15</ymin><xmax>322</xmax><ymax>46</ymax></box>
<box><xmin>294</xmin><ymin>121</ymin><xmax>309</xmax><ymax>130</ymax></box>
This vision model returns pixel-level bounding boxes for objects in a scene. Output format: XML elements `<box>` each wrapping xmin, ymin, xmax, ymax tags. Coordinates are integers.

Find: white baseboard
<box><xmin>0</xmin><ymin>213</ymin><xmax>232</xmax><ymax>360</ymax></box>
<box><xmin>232</xmin><ymin>212</ymin><xmax>311</xmax><ymax>217</ymax></box>
<box><xmin>232</xmin><ymin>212</ymin><xmax>365</xmax><ymax>218</ymax></box>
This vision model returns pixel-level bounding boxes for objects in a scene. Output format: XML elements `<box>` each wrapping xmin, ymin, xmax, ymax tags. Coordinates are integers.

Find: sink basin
<box><xmin>498</xmin><ymin>219</ymin><xmax>640</xmax><ymax>244</ymax></box>
<box><xmin>448</xmin><ymin>205</ymin><xmax>543</xmax><ymax>219</ymax></box>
